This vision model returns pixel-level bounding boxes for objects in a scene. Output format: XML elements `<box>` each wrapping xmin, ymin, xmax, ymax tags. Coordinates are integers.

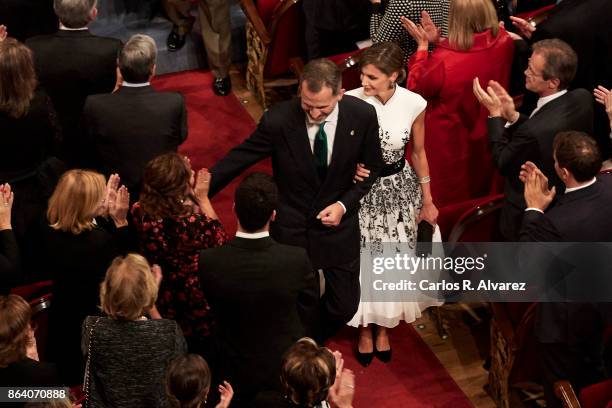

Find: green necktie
<box><xmin>313</xmin><ymin>122</ymin><xmax>328</xmax><ymax>180</ymax></box>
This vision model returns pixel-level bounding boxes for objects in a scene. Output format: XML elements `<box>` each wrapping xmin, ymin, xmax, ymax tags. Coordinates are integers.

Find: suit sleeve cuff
<box><xmin>525</xmin><ymin>207</ymin><xmax>544</xmax><ymax>214</ymax></box>
<box><xmin>336</xmin><ymin>201</ymin><xmax>347</xmax><ymax>214</ymax></box>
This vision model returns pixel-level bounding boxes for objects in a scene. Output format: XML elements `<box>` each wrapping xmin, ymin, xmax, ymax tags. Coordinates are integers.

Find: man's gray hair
<box><xmin>53</xmin><ymin>0</ymin><xmax>96</xmax><ymax>28</ymax></box>
<box><xmin>118</xmin><ymin>34</ymin><xmax>157</xmax><ymax>83</ymax></box>
<box><xmin>300</xmin><ymin>59</ymin><xmax>342</xmax><ymax>96</ymax></box>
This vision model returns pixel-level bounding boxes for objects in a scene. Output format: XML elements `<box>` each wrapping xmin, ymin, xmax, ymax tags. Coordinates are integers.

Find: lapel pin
<box><xmin>350</xmin><ymin>130</ymin><xmax>355</xmax><ymax>136</ymax></box>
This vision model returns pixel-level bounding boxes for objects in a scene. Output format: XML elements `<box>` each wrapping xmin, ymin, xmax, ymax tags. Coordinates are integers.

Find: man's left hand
<box><xmin>317</xmin><ymin>203</ymin><xmax>344</xmax><ymax>227</ymax></box>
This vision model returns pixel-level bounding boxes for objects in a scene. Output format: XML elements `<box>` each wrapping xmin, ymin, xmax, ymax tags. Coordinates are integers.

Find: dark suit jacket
<box><xmin>199</xmin><ymin>236</ymin><xmax>319</xmax><ymax>403</ymax></box>
<box><xmin>520</xmin><ymin>175</ymin><xmax>612</xmax><ymax>344</ymax></box>
<box><xmin>302</xmin><ymin>0</ymin><xmax>370</xmax><ymax>31</ymax></box>
<box><xmin>0</xmin><ymin>229</ymin><xmax>20</xmax><ymax>295</ymax></box>
<box><xmin>210</xmin><ymin>96</ymin><xmax>383</xmax><ymax>268</ymax></box>
<box><xmin>26</xmin><ymin>30</ymin><xmax>122</xmax><ymax>165</ymax></box>
<box><xmin>81</xmin><ymin>85</ymin><xmax>188</xmax><ymax>194</ymax></box>
<box><xmin>488</xmin><ymin>89</ymin><xmax>593</xmax><ymax>237</ymax></box>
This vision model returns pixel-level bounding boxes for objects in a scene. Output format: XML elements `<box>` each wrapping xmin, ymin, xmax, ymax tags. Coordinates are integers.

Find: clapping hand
<box><xmin>509</xmin><ymin>16</ymin><xmax>536</xmax><ymax>39</ymax></box>
<box><xmin>473</xmin><ymin>77</ymin><xmax>503</xmax><ymax>117</ymax></box>
<box><xmin>215</xmin><ymin>381</ymin><xmax>234</xmax><ymax>408</ymax></box>
<box><xmin>521</xmin><ymin>161</ymin><xmax>555</xmax><ymax>211</ymax></box>
<box><xmin>593</xmin><ymin>86</ymin><xmax>612</xmax><ymax>128</ymax></box>
<box><xmin>328</xmin><ymin>351</ymin><xmax>355</xmax><ymax>408</ymax></box>
<box><xmin>0</xmin><ymin>25</ymin><xmax>7</xmax><ymax>42</ymax></box>
<box><xmin>0</xmin><ymin>183</ymin><xmax>14</xmax><ymax>231</ymax></box>
<box><xmin>193</xmin><ymin>168</ymin><xmax>212</xmax><ymax>202</ymax></box>
<box><xmin>400</xmin><ymin>16</ymin><xmax>430</xmax><ymax>51</ymax></box>
<box><xmin>105</xmin><ymin>174</ymin><xmax>129</xmax><ymax>227</ymax></box>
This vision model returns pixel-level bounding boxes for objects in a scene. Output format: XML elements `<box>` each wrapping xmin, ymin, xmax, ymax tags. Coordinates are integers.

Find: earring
<box><xmin>389</xmin><ymin>81</ymin><xmax>395</xmax><ymax>89</ymax></box>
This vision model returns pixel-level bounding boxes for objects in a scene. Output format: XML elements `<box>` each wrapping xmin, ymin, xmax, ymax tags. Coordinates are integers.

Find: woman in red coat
<box><xmin>403</xmin><ymin>0</ymin><xmax>514</xmax><ymax>209</ymax></box>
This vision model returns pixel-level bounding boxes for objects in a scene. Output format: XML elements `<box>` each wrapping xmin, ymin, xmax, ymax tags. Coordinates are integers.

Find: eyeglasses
<box><xmin>525</xmin><ymin>64</ymin><xmax>544</xmax><ymax>78</ymax></box>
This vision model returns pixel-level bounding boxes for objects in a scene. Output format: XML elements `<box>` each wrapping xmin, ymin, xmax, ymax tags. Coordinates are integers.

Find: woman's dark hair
<box><xmin>166</xmin><ymin>354</ymin><xmax>211</xmax><ymax>408</ymax></box>
<box><xmin>359</xmin><ymin>42</ymin><xmax>406</xmax><ymax>84</ymax></box>
<box><xmin>139</xmin><ymin>153</ymin><xmax>196</xmax><ymax>219</ymax></box>
<box><xmin>0</xmin><ymin>38</ymin><xmax>37</xmax><ymax>118</ymax></box>
<box><xmin>0</xmin><ymin>295</ymin><xmax>32</xmax><ymax>368</ymax></box>
<box><xmin>281</xmin><ymin>338</ymin><xmax>336</xmax><ymax>408</ymax></box>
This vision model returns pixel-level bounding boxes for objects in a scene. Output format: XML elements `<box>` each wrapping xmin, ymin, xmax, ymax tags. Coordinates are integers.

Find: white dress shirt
<box><xmin>305</xmin><ymin>102</ymin><xmax>339</xmax><ymax>165</ymax></box>
<box><xmin>122</xmin><ymin>81</ymin><xmax>151</xmax><ymax>87</ymax></box>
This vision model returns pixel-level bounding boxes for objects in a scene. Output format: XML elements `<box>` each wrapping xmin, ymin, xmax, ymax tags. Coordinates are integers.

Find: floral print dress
<box><xmin>131</xmin><ymin>203</ymin><xmax>227</xmax><ymax>341</ymax></box>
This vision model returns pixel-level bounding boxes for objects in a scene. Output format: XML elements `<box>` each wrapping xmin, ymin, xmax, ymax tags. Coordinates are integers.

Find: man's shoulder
<box><xmin>341</xmin><ymin>94</ymin><xmax>376</xmax><ymax>114</ymax></box>
<box><xmin>26</xmin><ymin>31</ymin><xmax>121</xmax><ymax>48</ymax></box>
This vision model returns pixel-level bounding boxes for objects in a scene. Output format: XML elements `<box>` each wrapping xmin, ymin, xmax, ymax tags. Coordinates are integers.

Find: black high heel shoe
<box><xmin>375</xmin><ymin>346</ymin><xmax>392</xmax><ymax>363</ymax></box>
<box><xmin>355</xmin><ymin>347</ymin><xmax>374</xmax><ymax>367</ymax></box>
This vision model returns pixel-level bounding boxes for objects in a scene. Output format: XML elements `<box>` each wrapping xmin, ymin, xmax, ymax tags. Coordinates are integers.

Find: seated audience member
<box><xmin>302</xmin><ymin>0</ymin><xmax>370</xmax><ymax>60</ymax></box>
<box><xmin>0</xmin><ymin>295</ymin><xmax>61</xmax><ymax>388</ymax></box>
<box><xmin>26</xmin><ymin>0</ymin><xmax>122</xmax><ymax>167</ymax></box>
<box><xmin>474</xmin><ymin>39</ymin><xmax>593</xmax><ymax>240</ymax></box>
<box><xmin>45</xmin><ymin>170</ymin><xmax>129</xmax><ymax>386</ymax></box>
<box><xmin>402</xmin><ymin>0</ymin><xmax>514</xmax><ymax>208</ymax></box>
<box><xmin>252</xmin><ymin>338</ymin><xmax>355</xmax><ymax>408</ymax></box>
<box><xmin>0</xmin><ymin>37</ymin><xmax>63</xmax><ymax>279</ymax></box>
<box><xmin>199</xmin><ymin>173</ymin><xmax>318</xmax><ymax>407</ymax></box>
<box><xmin>81</xmin><ymin>34</ymin><xmax>188</xmax><ymax>195</ymax></box>
<box><xmin>0</xmin><ymin>1</ymin><xmax>58</xmax><ymax>42</ymax></box>
<box><xmin>370</xmin><ymin>0</ymin><xmax>450</xmax><ymax>62</ymax></box>
<box><xmin>510</xmin><ymin>0</ymin><xmax>612</xmax><ymax>157</ymax></box>
<box><xmin>519</xmin><ymin>132</ymin><xmax>612</xmax><ymax>408</ymax></box>
<box><xmin>82</xmin><ymin>254</ymin><xmax>187</xmax><ymax>408</ymax></box>
<box><xmin>166</xmin><ymin>354</ymin><xmax>233</xmax><ymax>408</ymax></box>
<box><xmin>132</xmin><ymin>153</ymin><xmax>226</xmax><ymax>356</ymax></box>
<box><xmin>0</xmin><ymin>184</ymin><xmax>20</xmax><ymax>294</ymax></box>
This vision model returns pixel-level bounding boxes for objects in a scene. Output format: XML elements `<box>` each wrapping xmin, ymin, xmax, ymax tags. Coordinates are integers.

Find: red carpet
<box><xmin>152</xmin><ymin>70</ymin><xmax>474</xmax><ymax>407</ymax></box>
<box><xmin>152</xmin><ymin>70</ymin><xmax>271</xmax><ymax>234</ymax></box>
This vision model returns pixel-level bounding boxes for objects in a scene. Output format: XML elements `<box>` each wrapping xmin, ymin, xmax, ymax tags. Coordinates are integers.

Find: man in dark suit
<box><xmin>210</xmin><ymin>58</ymin><xmax>384</xmax><ymax>340</ymax></box>
<box><xmin>302</xmin><ymin>0</ymin><xmax>370</xmax><ymax>60</ymax></box>
<box><xmin>519</xmin><ymin>131</ymin><xmax>612</xmax><ymax>408</ymax></box>
<box><xmin>26</xmin><ymin>0</ymin><xmax>122</xmax><ymax>167</ymax></box>
<box><xmin>474</xmin><ymin>39</ymin><xmax>593</xmax><ymax>240</ymax></box>
<box><xmin>81</xmin><ymin>34</ymin><xmax>188</xmax><ymax>195</ymax></box>
<box><xmin>510</xmin><ymin>0</ymin><xmax>612</xmax><ymax>157</ymax></box>
<box><xmin>199</xmin><ymin>173</ymin><xmax>318</xmax><ymax>407</ymax></box>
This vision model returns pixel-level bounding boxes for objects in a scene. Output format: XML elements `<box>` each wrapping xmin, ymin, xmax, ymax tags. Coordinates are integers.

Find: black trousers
<box><xmin>318</xmin><ymin>256</ymin><xmax>360</xmax><ymax>342</ymax></box>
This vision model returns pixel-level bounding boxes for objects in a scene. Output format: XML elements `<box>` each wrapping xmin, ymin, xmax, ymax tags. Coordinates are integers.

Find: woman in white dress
<box><xmin>346</xmin><ymin>42</ymin><xmax>439</xmax><ymax>367</ymax></box>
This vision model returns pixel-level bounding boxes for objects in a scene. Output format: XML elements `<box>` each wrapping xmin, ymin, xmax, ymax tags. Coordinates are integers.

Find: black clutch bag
<box><xmin>416</xmin><ymin>220</ymin><xmax>434</xmax><ymax>256</ymax></box>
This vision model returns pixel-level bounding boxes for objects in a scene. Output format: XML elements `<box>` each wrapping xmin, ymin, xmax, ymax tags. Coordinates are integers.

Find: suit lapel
<box><xmin>284</xmin><ymin>99</ymin><xmax>321</xmax><ymax>188</ymax></box>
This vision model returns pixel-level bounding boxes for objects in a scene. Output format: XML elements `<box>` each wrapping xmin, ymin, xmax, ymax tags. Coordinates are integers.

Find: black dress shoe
<box><xmin>355</xmin><ymin>348</ymin><xmax>374</xmax><ymax>367</ymax></box>
<box><xmin>375</xmin><ymin>347</ymin><xmax>392</xmax><ymax>363</ymax></box>
<box><xmin>167</xmin><ymin>26</ymin><xmax>187</xmax><ymax>52</ymax></box>
<box><xmin>213</xmin><ymin>76</ymin><xmax>232</xmax><ymax>96</ymax></box>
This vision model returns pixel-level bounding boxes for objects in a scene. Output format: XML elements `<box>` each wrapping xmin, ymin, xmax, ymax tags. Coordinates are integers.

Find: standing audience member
<box><xmin>0</xmin><ymin>295</ymin><xmax>61</xmax><ymax>388</ymax></box>
<box><xmin>45</xmin><ymin>170</ymin><xmax>130</xmax><ymax>386</ymax></box>
<box><xmin>82</xmin><ymin>254</ymin><xmax>187</xmax><ymax>408</ymax></box>
<box><xmin>346</xmin><ymin>42</ymin><xmax>440</xmax><ymax>366</ymax></box>
<box><xmin>209</xmin><ymin>58</ymin><xmax>384</xmax><ymax>341</ymax></box>
<box><xmin>26</xmin><ymin>0</ymin><xmax>122</xmax><ymax>167</ymax></box>
<box><xmin>402</xmin><ymin>0</ymin><xmax>514</xmax><ymax>208</ymax></box>
<box><xmin>166</xmin><ymin>354</ymin><xmax>234</xmax><ymax>408</ymax></box>
<box><xmin>132</xmin><ymin>153</ymin><xmax>226</xmax><ymax>356</ymax></box>
<box><xmin>302</xmin><ymin>0</ymin><xmax>370</xmax><ymax>60</ymax></box>
<box><xmin>199</xmin><ymin>173</ymin><xmax>318</xmax><ymax>407</ymax></box>
<box><xmin>81</xmin><ymin>34</ymin><xmax>188</xmax><ymax>196</ymax></box>
<box><xmin>519</xmin><ymin>132</ymin><xmax>612</xmax><ymax>408</ymax></box>
<box><xmin>252</xmin><ymin>338</ymin><xmax>355</xmax><ymax>408</ymax></box>
<box><xmin>0</xmin><ymin>37</ymin><xmax>63</xmax><ymax>280</ymax></box>
<box><xmin>163</xmin><ymin>0</ymin><xmax>232</xmax><ymax>96</ymax></box>
<box><xmin>510</xmin><ymin>0</ymin><xmax>612</xmax><ymax>157</ymax></box>
<box><xmin>474</xmin><ymin>39</ymin><xmax>593</xmax><ymax>240</ymax></box>
<box><xmin>0</xmin><ymin>184</ymin><xmax>20</xmax><ymax>294</ymax></box>
<box><xmin>370</xmin><ymin>0</ymin><xmax>450</xmax><ymax>62</ymax></box>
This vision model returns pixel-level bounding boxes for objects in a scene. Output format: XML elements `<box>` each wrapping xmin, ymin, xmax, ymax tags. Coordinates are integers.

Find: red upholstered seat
<box><xmin>328</xmin><ymin>49</ymin><xmax>366</xmax><ymax>91</ymax></box>
<box><xmin>11</xmin><ymin>280</ymin><xmax>53</xmax><ymax>302</ymax></box>
<box><xmin>261</xmin><ymin>1</ymin><xmax>304</xmax><ymax>77</ymax></box>
<box><xmin>580</xmin><ymin>379</ymin><xmax>612</xmax><ymax>408</ymax></box>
